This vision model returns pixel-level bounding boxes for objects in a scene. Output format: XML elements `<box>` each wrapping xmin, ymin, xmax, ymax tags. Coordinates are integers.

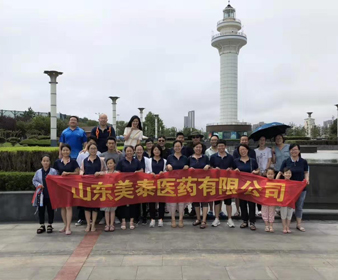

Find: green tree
<box><xmin>116</xmin><ymin>121</ymin><xmax>127</xmax><ymax>136</ymax></box>
<box><xmin>181</xmin><ymin>127</ymin><xmax>200</xmax><ymax>137</ymax></box>
<box><xmin>311</xmin><ymin>125</ymin><xmax>321</xmax><ymax>139</ymax></box>
<box><xmin>143</xmin><ymin>112</ymin><xmax>165</xmax><ymax>138</ymax></box>
<box><xmin>16</xmin><ymin>121</ymin><xmax>28</xmax><ymax>137</ymax></box>
<box><xmin>163</xmin><ymin>127</ymin><xmax>177</xmax><ymax>137</ymax></box>
<box><xmin>28</xmin><ymin>116</ymin><xmax>50</xmax><ymax>135</ymax></box>
<box><xmin>286</xmin><ymin>123</ymin><xmax>306</xmax><ymax>137</ymax></box>
<box><xmin>57</xmin><ymin>119</ymin><xmax>68</xmax><ymax>136</ymax></box>
<box><xmin>19</xmin><ymin>107</ymin><xmax>36</xmax><ymax>122</ymax></box>
<box><xmin>86</xmin><ymin>120</ymin><xmax>98</xmax><ymax>126</ymax></box>
<box><xmin>330</xmin><ymin>119</ymin><xmax>337</xmax><ymax>138</ymax></box>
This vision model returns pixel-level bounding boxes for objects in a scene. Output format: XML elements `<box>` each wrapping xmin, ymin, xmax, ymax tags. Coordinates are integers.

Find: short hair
<box><xmin>210</xmin><ymin>135</ymin><xmax>219</xmax><ymax>140</ymax></box>
<box><xmin>106</xmin><ymin>136</ymin><xmax>116</xmax><ymax>143</ymax></box>
<box><xmin>87</xmin><ymin>135</ymin><xmax>97</xmax><ymax>143</ymax></box>
<box><xmin>193</xmin><ymin>142</ymin><xmax>203</xmax><ymax>148</ymax></box>
<box><xmin>105</xmin><ymin>157</ymin><xmax>116</xmax><ymax>164</ymax></box>
<box><xmin>237</xmin><ymin>143</ymin><xmax>250</xmax><ymax>153</ymax></box>
<box><xmin>283</xmin><ymin>167</ymin><xmax>292</xmax><ymax>173</ymax></box>
<box><xmin>274</xmin><ymin>134</ymin><xmax>285</xmax><ymax>143</ymax></box>
<box><xmin>69</xmin><ymin>116</ymin><xmax>79</xmax><ymax>122</ymax></box>
<box><xmin>87</xmin><ymin>143</ymin><xmax>97</xmax><ymax>150</ymax></box>
<box><xmin>217</xmin><ymin>139</ymin><xmax>227</xmax><ymax>146</ymax></box>
<box><xmin>240</xmin><ymin>135</ymin><xmax>249</xmax><ymax>140</ymax></box>
<box><xmin>135</xmin><ymin>144</ymin><xmax>144</xmax><ymax>151</ymax></box>
<box><xmin>158</xmin><ymin>135</ymin><xmax>166</xmax><ymax>140</ymax></box>
<box><xmin>176</xmin><ymin>132</ymin><xmax>184</xmax><ymax>137</ymax></box>
<box><xmin>124</xmin><ymin>145</ymin><xmax>134</xmax><ymax>152</ymax></box>
<box><xmin>60</xmin><ymin>143</ymin><xmax>72</xmax><ymax>151</ymax></box>
<box><xmin>173</xmin><ymin>140</ymin><xmax>183</xmax><ymax>147</ymax></box>
<box><xmin>145</xmin><ymin>138</ymin><xmax>154</xmax><ymax>144</ymax></box>
<box><xmin>41</xmin><ymin>154</ymin><xmax>51</xmax><ymax>161</ymax></box>
<box><xmin>151</xmin><ymin>144</ymin><xmax>163</xmax><ymax>158</ymax></box>
<box><xmin>266</xmin><ymin>167</ymin><xmax>275</xmax><ymax>174</ymax></box>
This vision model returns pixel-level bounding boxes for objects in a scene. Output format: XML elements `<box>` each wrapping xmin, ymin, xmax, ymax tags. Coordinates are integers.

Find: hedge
<box><xmin>20</xmin><ymin>139</ymin><xmax>51</xmax><ymax>146</ymax></box>
<box><xmin>0</xmin><ymin>149</ymin><xmax>59</xmax><ymax>172</ymax></box>
<box><xmin>285</xmin><ymin>140</ymin><xmax>338</xmax><ymax>145</ymax></box>
<box><xmin>0</xmin><ymin>172</ymin><xmax>35</xmax><ymax>191</ymax></box>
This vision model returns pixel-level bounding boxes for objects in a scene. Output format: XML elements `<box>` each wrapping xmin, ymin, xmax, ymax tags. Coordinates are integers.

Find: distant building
<box><xmin>252</xmin><ymin>121</ymin><xmax>265</xmax><ymax>131</ymax></box>
<box><xmin>183</xmin><ymin>111</ymin><xmax>195</xmax><ymax>128</ymax></box>
<box><xmin>323</xmin><ymin>119</ymin><xmax>334</xmax><ymax>128</ymax></box>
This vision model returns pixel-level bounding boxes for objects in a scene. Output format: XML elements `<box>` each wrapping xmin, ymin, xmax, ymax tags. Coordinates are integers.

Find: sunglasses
<box><xmin>192</xmin><ymin>136</ymin><xmax>200</xmax><ymax>139</ymax></box>
<box><xmin>158</xmin><ymin>140</ymin><xmax>165</xmax><ymax>142</ymax></box>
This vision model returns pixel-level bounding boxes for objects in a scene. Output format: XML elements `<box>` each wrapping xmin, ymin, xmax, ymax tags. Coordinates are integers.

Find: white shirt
<box><xmin>123</xmin><ymin>127</ymin><xmax>143</xmax><ymax>147</ymax></box>
<box><xmin>145</xmin><ymin>158</ymin><xmax>167</xmax><ymax>174</ymax></box>
<box><xmin>254</xmin><ymin>147</ymin><xmax>272</xmax><ymax>173</ymax></box>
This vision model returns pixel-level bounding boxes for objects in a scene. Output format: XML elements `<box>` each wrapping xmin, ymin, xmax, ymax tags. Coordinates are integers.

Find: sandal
<box><xmin>283</xmin><ymin>229</ymin><xmax>287</xmax><ymax>234</ymax></box>
<box><xmin>121</xmin><ymin>222</ymin><xmax>126</xmax><ymax>230</ymax></box>
<box><xmin>109</xmin><ymin>225</ymin><xmax>115</xmax><ymax>232</ymax></box>
<box><xmin>171</xmin><ymin>220</ymin><xmax>177</xmax><ymax>228</ymax></box>
<box><xmin>265</xmin><ymin>226</ymin><xmax>270</xmax><ymax>232</ymax></box>
<box><xmin>296</xmin><ymin>226</ymin><xmax>305</xmax><ymax>232</ymax></box>
<box><xmin>104</xmin><ymin>225</ymin><xmax>110</xmax><ymax>232</ymax></box>
<box><xmin>193</xmin><ymin>220</ymin><xmax>201</xmax><ymax>226</ymax></box>
<box><xmin>178</xmin><ymin>220</ymin><xmax>184</xmax><ymax>228</ymax></box>
<box><xmin>130</xmin><ymin>222</ymin><xmax>135</xmax><ymax>230</ymax></box>
<box><xmin>37</xmin><ymin>225</ymin><xmax>46</xmax><ymax>234</ymax></box>
<box><xmin>59</xmin><ymin>227</ymin><xmax>66</xmax><ymax>233</ymax></box>
<box><xmin>47</xmin><ymin>225</ymin><xmax>53</xmax><ymax>234</ymax></box>
<box><xmin>250</xmin><ymin>223</ymin><xmax>256</xmax><ymax>231</ymax></box>
<box><xmin>240</xmin><ymin>222</ymin><xmax>248</xmax><ymax>228</ymax></box>
<box><xmin>269</xmin><ymin>227</ymin><xmax>274</xmax><ymax>233</ymax></box>
<box><xmin>200</xmin><ymin>222</ymin><xmax>207</xmax><ymax>229</ymax></box>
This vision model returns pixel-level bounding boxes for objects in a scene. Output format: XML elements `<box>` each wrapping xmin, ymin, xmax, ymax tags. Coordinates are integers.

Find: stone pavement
<box><xmin>0</xmin><ymin>220</ymin><xmax>338</xmax><ymax>280</ymax></box>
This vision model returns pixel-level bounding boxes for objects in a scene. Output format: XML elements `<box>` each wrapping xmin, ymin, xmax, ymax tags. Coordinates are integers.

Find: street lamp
<box><xmin>335</xmin><ymin>104</ymin><xmax>338</xmax><ymax>139</ymax></box>
<box><xmin>138</xmin><ymin>108</ymin><xmax>145</xmax><ymax>124</ymax></box>
<box><xmin>44</xmin><ymin>70</ymin><xmax>63</xmax><ymax>147</ymax></box>
<box><xmin>154</xmin><ymin>114</ymin><xmax>159</xmax><ymax>139</ymax></box>
<box><xmin>109</xmin><ymin>96</ymin><xmax>119</xmax><ymax>134</ymax></box>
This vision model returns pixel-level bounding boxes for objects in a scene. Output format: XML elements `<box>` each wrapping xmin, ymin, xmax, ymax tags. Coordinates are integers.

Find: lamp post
<box><xmin>154</xmin><ymin>114</ymin><xmax>159</xmax><ymax>139</ymax></box>
<box><xmin>138</xmin><ymin>108</ymin><xmax>145</xmax><ymax>124</ymax></box>
<box><xmin>44</xmin><ymin>70</ymin><xmax>63</xmax><ymax>147</ymax></box>
<box><xmin>335</xmin><ymin>104</ymin><xmax>338</xmax><ymax>139</ymax></box>
<box><xmin>109</xmin><ymin>96</ymin><xmax>119</xmax><ymax>135</ymax></box>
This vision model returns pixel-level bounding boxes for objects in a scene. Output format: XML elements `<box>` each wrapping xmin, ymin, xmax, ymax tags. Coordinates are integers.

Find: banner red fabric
<box><xmin>46</xmin><ymin>169</ymin><xmax>306</xmax><ymax>209</ymax></box>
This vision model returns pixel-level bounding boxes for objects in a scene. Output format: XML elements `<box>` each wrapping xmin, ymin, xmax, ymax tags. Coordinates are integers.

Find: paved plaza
<box><xmin>0</xmin><ymin>220</ymin><xmax>338</xmax><ymax>280</ymax></box>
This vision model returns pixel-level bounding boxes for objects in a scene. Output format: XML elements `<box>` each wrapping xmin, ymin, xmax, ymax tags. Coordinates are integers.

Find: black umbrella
<box><xmin>249</xmin><ymin>122</ymin><xmax>290</xmax><ymax>141</ymax></box>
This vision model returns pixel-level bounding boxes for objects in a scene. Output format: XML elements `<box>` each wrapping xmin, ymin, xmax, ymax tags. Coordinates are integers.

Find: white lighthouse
<box><xmin>211</xmin><ymin>2</ymin><xmax>247</xmax><ymax>124</ymax></box>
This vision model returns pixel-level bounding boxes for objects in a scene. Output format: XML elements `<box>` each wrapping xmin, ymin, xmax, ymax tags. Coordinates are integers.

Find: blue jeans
<box><xmin>295</xmin><ymin>191</ymin><xmax>307</xmax><ymax>219</ymax></box>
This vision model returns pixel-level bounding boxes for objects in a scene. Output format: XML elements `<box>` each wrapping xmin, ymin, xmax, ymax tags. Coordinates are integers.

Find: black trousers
<box><xmin>149</xmin><ymin>203</ymin><xmax>165</xmax><ymax>220</ymax></box>
<box><xmin>77</xmin><ymin>207</ymin><xmax>85</xmax><ymax>220</ymax></box>
<box><xmin>257</xmin><ymin>204</ymin><xmax>262</xmax><ymax>211</ymax></box>
<box><xmin>141</xmin><ymin>203</ymin><xmax>148</xmax><ymax>219</ymax></box>
<box><xmin>240</xmin><ymin>199</ymin><xmax>256</xmax><ymax>224</ymax></box>
<box><xmin>119</xmin><ymin>204</ymin><xmax>138</xmax><ymax>220</ymax></box>
<box><xmin>38</xmin><ymin>197</ymin><xmax>54</xmax><ymax>225</ymax></box>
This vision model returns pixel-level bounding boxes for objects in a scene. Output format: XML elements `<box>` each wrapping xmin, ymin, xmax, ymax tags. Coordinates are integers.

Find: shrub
<box><xmin>20</xmin><ymin>139</ymin><xmax>51</xmax><ymax>146</ymax></box>
<box><xmin>28</xmin><ymin>135</ymin><xmax>39</xmax><ymax>140</ymax></box>
<box><xmin>7</xmin><ymin>137</ymin><xmax>20</xmax><ymax>146</ymax></box>
<box><xmin>0</xmin><ymin>137</ymin><xmax>5</xmax><ymax>144</ymax></box>
<box><xmin>0</xmin><ymin>149</ymin><xmax>59</xmax><ymax>172</ymax></box>
<box><xmin>38</xmin><ymin>135</ymin><xmax>50</xmax><ymax>140</ymax></box>
<box><xmin>0</xmin><ymin>172</ymin><xmax>35</xmax><ymax>191</ymax></box>
<box><xmin>284</xmin><ymin>136</ymin><xmax>311</xmax><ymax>141</ymax></box>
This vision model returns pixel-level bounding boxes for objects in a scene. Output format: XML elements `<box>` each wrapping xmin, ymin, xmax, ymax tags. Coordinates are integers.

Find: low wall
<box><xmin>0</xmin><ymin>163</ymin><xmax>337</xmax><ymax>221</ymax></box>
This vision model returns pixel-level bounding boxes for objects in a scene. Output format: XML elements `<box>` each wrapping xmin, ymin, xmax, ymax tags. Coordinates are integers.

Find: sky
<box><xmin>1</xmin><ymin>0</ymin><xmax>338</xmax><ymax>131</ymax></box>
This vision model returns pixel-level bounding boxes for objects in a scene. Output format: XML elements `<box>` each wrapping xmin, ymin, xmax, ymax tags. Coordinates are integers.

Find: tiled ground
<box><xmin>0</xmin><ymin>220</ymin><xmax>338</xmax><ymax>280</ymax></box>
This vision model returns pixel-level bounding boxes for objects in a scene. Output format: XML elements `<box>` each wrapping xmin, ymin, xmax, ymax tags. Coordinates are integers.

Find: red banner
<box><xmin>46</xmin><ymin>170</ymin><xmax>306</xmax><ymax>209</ymax></box>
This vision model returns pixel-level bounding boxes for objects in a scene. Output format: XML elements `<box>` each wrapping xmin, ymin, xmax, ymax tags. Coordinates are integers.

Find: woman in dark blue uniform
<box><xmin>53</xmin><ymin>144</ymin><xmax>80</xmax><ymax>235</ymax></box>
<box><xmin>188</xmin><ymin>143</ymin><xmax>210</xmax><ymax>229</ymax></box>
<box><xmin>116</xmin><ymin>145</ymin><xmax>143</xmax><ymax>230</ymax></box>
<box><xmin>80</xmin><ymin>143</ymin><xmax>107</xmax><ymax>232</ymax></box>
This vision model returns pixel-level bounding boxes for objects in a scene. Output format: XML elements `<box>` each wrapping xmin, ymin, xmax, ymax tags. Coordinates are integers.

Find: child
<box><xmin>99</xmin><ymin>158</ymin><xmax>117</xmax><ymax>232</ymax></box>
<box><xmin>280</xmin><ymin>167</ymin><xmax>294</xmax><ymax>233</ymax></box>
<box><xmin>32</xmin><ymin>155</ymin><xmax>58</xmax><ymax>234</ymax></box>
<box><xmin>261</xmin><ymin>168</ymin><xmax>276</xmax><ymax>233</ymax></box>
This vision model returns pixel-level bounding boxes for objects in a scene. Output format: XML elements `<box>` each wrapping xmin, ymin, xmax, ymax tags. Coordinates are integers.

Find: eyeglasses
<box><xmin>158</xmin><ymin>140</ymin><xmax>165</xmax><ymax>142</ymax></box>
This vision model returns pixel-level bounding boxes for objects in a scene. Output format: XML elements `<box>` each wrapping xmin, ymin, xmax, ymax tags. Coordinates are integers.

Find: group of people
<box><xmin>33</xmin><ymin>114</ymin><xmax>309</xmax><ymax>235</ymax></box>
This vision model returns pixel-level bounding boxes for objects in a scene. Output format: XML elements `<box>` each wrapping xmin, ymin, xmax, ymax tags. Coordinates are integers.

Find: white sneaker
<box><xmin>212</xmin><ymin>218</ymin><xmax>220</xmax><ymax>227</ymax></box>
<box><xmin>99</xmin><ymin>217</ymin><xmax>105</xmax><ymax>225</ymax></box>
<box><xmin>227</xmin><ymin>219</ymin><xmax>235</xmax><ymax>228</ymax></box>
<box><xmin>149</xmin><ymin>220</ymin><xmax>155</xmax><ymax>228</ymax></box>
<box><xmin>158</xmin><ymin>220</ymin><xmax>164</xmax><ymax>227</ymax></box>
<box><xmin>257</xmin><ymin>211</ymin><xmax>262</xmax><ymax>216</ymax></box>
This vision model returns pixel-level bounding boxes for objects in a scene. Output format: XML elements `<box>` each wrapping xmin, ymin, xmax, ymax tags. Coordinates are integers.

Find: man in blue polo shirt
<box><xmin>90</xmin><ymin>114</ymin><xmax>116</xmax><ymax>153</ymax></box>
<box><xmin>210</xmin><ymin>139</ymin><xmax>236</xmax><ymax>228</ymax></box>
<box><xmin>59</xmin><ymin>116</ymin><xmax>87</xmax><ymax>159</ymax></box>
